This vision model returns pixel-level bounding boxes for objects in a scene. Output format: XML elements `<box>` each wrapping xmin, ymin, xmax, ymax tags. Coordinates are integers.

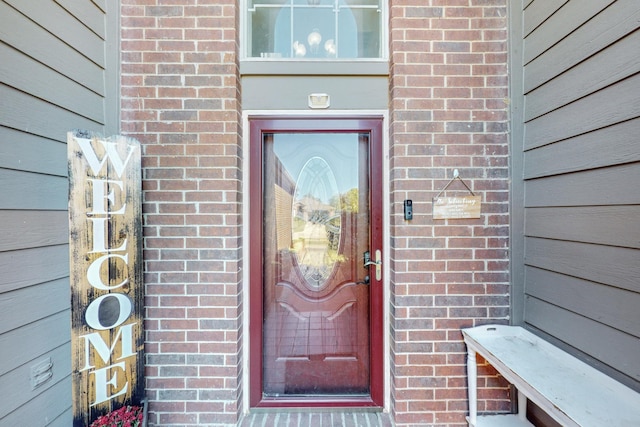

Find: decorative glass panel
<box><xmin>291</xmin><ymin>156</ymin><xmax>342</xmax><ymax>289</ymax></box>
<box><xmin>247</xmin><ymin>0</ymin><xmax>383</xmax><ymax>59</ymax></box>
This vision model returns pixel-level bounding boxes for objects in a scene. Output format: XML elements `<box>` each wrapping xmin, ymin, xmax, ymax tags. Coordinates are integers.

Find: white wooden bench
<box><xmin>462</xmin><ymin>324</ymin><xmax>640</xmax><ymax>427</ymax></box>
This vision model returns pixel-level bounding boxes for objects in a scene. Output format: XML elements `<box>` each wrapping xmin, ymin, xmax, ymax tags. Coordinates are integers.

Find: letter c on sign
<box><xmin>85</xmin><ymin>293</ymin><xmax>133</xmax><ymax>330</ymax></box>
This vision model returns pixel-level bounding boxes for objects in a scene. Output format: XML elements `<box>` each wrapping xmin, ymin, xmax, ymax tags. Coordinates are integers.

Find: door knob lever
<box><xmin>363</xmin><ymin>250</ymin><xmax>382</xmax><ymax>281</ymax></box>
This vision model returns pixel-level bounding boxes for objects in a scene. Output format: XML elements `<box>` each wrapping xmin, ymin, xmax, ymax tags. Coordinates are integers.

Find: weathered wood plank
<box><xmin>523</xmin><ymin>0</ymin><xmax>567</xmax><ymax>38</ymax></box>
<box><xmin>523</xmin><ymin>119</ymin><xmax>640</xmax><ymax>179</ymax></box>
<box><xmin>524</xmin><ymin>0</ymin><xmax>640</xmax><ymax>92</ymax></box>
<box><xmin>0</xmin><ymin>246</ymin><xmax>69</xmax><ymax>294</ymax></box>
<box><xmin>0</xmin><ymin>342</ymin><xmax>71</xmax><ymax>419</ymax></box>
<box><xmin>0</xmin><ymin>278</ymin><xmax>70</xmax><ymax>335</ymax></box>
<box><xmin>0</xmin><ymin>169</ymin><xmax>68</xmax><ymax>210</ymax></box>
<box><xmin>0</xmin><ymin>211</ymin><xmax>68</xmax><ymax>252</ymax></box>
<box><xmin>0</xmin><ymin>43</ymin><xmax>105</xmax><ymax>122</ymax></box>
<box><xmin>0</xmin><ymin>374</ymin><xmax>72</xmax><ymax>427</ymax></box>
<box><xmin>0</xmin><ymin>310</ymin><xmax>70</xmax><ymax>376</ymax></box>
<box><xmin>0</xmin><ymin>2</ymin><xmax>104</xmax><ymax>95</ymax></box>
<box><xmin>0</xmin><ymin>85</ymin><xmax>103</xmax><ymax>143</ymax></box>
<box><xmin>525</xmin><ymin>206</ymin><xmax>640</xmax><ymax>249</ymax></box>
<box><xmin>525</xmin><ymin>31</ymin><xmax>640</xmax><ymax>120</ymax></box>
<box><xmin>524</xmin><ymin>237</ymin><xmax>640</xmax><ymax>293</ymax></box>
<box><xmin>68</xmin><ymin>131</ymin><xmax>145</xmax><ymax>425</ymax></box>
<box><xmin>525</xmin><ymin>297</ymin><xmax>640</xmax><ymax>385</ymax></box>
<box><xmin>525</xmin><ymin>266</ymin><xmax>640</xmax><ymax>336</ymax></box>
<box><xmin>524</xmin><ymin>163</ymin><xmax>640</xmax><ymax>207</ymax></box>
<box><xmin>524</xmin><ymin>74</ymin><xmax>640</xmax><ymax>149</ymax></box>
<box><xmin>5</xmin><ymin>0</ymin><xmax>104</xmax><ymax>67</ymax></box>
<box><xmin>55</xmin><ymin>0</ymin><xmax>105</xmax><ymax>38</ymax></box>
<box><xmin>0</xmin><ymin>127</ymin><xmax>67</xmax><ymax>176</ymax></box>
<box><xmin>524</xmin><ymin>0</ymin><xmax>613</xmax><ymax>64</ymax></box>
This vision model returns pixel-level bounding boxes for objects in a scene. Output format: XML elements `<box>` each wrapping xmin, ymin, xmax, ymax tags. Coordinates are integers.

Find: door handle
<box><xmin>363</xmin><ymin>250</ymin><xmax>382</xmax><ymax>281</ymax></box>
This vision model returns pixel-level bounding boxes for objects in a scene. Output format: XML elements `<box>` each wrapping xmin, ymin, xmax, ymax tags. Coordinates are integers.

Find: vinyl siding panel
<box><xmin>0</xmin><ymin>0</ymin><xmax>118</xmax><ymax>424</ymax></box>
<box><xmin>526</xmin><ymin>206</ymin><xmax>640</xmax><ymax>249</ymax></box>
<box><xmin>525</xmin><ymin>267</ymin><xmax>640</xmax><ymax>337</ymax></box>
<box><xmin>523</xmin><ymin>0</ymin><xmax>640</xmax><ymax>92</ymax></box>
<box><xmin>0</xmin><ymin>211</ymin><xmax>69</xmax><ymax>252</ymax></box>
<box><xmin>0</xmin><ymin>375</ymin><xmax>73</xmax><ymax>427</ymax></box>
<box><xmin>0</xmin><ymin>278</ymin><xmax>70</xmax><ymax>336</ymax></box>
<box><xmin>511</xmin><ymin>0</ymin><xmax>640</xmax><ymax>391</ymax></box>
<box><xmin>524</xmin><ymin>237</ymin><xmax>639</xmax><ymax>293</ymax></box>
<box><xmin>0</xmin><ymin>343</ymin><xmax>72</xmax><ymax>419</ymax></box>
<box><xmin>523</xmin><ymin>118</ymin><xmax>640</xmax><ymax>179</ymax></box>
<box><xmin>0</xmin><ymin>1</ymin><xmax>105</xmax><ymax>95</ymax></box>
<box><xmin>523</xmin><ymin>0</ymin><xmax>614</xmax><ymax>64</ymax></box>
<box><xmin>0</xmin><ymin>127</ymin><xmax>68</xmax><ymax>176</ymax></box>
<box><xmin>524</xmin><ymin>297</ymin><xmax>640</xmax><ymax>383</ymax></box>
<box><xmin>0</xmin><ymin>169</ymin><xmax>69</xmax><ymax>210</ymax></box>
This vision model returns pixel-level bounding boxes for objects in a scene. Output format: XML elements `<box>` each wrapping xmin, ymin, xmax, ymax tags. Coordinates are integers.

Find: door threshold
<box><xmin>253</xmin><ymin>395</ymin><xmax>379</xmax><ymax>409</ymax></box>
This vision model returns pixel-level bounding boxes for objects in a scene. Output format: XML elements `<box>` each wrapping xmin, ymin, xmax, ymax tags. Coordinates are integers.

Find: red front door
<box><xmin>249</xmin><ymin>117</ymin><xmax>384</xmax><ymax>407</ymax></box>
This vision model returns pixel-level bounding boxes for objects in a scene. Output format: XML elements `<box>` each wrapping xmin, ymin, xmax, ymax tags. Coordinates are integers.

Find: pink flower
<box><xmin>89</xmin><ymin>405</ymin><xmax>143</xmax><ymax>427</ymax></box>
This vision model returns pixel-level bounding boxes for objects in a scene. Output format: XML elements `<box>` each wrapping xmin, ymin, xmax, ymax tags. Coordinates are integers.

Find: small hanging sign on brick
<box><xmin>432</xmin><ymin>195</ymin><xmax>482</xmax><ymax>219</ymax></box>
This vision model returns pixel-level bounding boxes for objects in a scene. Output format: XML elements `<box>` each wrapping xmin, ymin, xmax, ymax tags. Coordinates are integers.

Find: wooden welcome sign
<box><xmin>432</xmin><ymin>195</ymin><xmax>482</xmax><ymax>219</ymax></box>
<box><xmin>68</xmin><ymin>130</ymin><xmax>144</xmax><ymax>426</ymax></box>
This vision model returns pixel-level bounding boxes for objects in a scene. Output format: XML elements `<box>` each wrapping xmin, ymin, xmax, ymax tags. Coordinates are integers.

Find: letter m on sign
<box><xmin>67</xmin><ymin>130</ymin><xmax>144</xmax><ymax>427</ymax></box>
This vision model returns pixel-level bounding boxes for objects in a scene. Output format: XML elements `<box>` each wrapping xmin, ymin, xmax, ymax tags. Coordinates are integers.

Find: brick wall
<box><xmin>120</xmin><ymin>0</ymin><xmax>510</xmax><ymax>425</ymax></box>
<box><xmin>120</xmin><ymin>1</ymin><xmax>243</xmax><ymax>425</ymax></box>
<box><xmin>388</xmin><ymin>0</ymin><xmax>511</xmax><ymax>425</ymax></box>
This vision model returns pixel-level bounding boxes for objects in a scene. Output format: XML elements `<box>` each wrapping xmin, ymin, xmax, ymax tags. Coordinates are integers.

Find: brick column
<box><xmin>388</xmin><ymin>1</ymin><xmax>511</xmax><ymax>425</ymax></box>
<box><xmin>121</xmin><ymin>1</ymin><xmax>243</xmax><ymax>425</ymax></box>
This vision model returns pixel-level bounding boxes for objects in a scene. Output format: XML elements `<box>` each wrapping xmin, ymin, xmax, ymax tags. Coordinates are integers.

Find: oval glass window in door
<box><xmin>291</xmin><ymin>156</ymin><xmax>342</xmax><ymax>290</ymax></box>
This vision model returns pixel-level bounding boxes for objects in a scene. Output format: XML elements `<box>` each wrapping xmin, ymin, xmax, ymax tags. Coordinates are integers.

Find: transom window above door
<box><xmin>245</xmin><ymin>0</ymin><xmax>384</xmax><ymax>59</ymax></box>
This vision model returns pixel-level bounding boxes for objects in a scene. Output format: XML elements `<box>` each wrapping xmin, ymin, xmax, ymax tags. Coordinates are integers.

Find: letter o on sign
<box><xmin>85</xmin><ymin>293</ymin><xmax>133</xmax><ymax>330</ymax></box>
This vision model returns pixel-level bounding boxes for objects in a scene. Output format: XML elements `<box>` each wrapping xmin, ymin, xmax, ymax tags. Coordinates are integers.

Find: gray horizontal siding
<box><xmin>525</xmin><ymin>237</ymin><xmax>639</xmax><ymax>293</ymax></box>
<box><xmin>0</xmin><ymin>127</ymin><xmax>68</xmax><ymax>176</ymax></box>
<box><xmin>526</xmin><ymin>206</ymin><xmax>640</xmax><ymax>249</ymax></box>
<box><xmin>56</xmin><ymin>0</ymin><xmax>107</xmax><ymax>39</ymax></box>
<box><xmin>0</xmin><ymin>343</ymin><xmax>71</xmax><ymax>419</ymax></box>
<box><xmin>0</xmin><ymin>245</ymin><xmax>69</xmax><ymax>294</ymax></box>
<box><xmin>5</xmin><ymin>0</ymin><xmax>105</xmax><ymax>66</ymax></box>
<box><xmin>524</xmin><ymin>0</ymin><xmax>640</xmax><ymax>92</ymax></box>
<box><xmin>0</xmin><ymin>279</ymin><xmax>70</xmax><ymax>335</ymax></box>
<box><xmin>525</xmin><ymin>297</ymin><xmax>640</xmax><ymax>383</ymax></box>
<box><xmin>512</xmin><ymin>0</ymin><xmax>640</xmax><ymax>391</ymax></box>
<box><xmin>0</xmin><ymin>0</ymin><xmax>116</xmax><ymax>423</ymax></box>
<box><xmin>525</xmin><ymin>30</ymin><xmax>640</xmax><ymax>121</ymax></box>
<box><xmin>0</xmin><ymin>211</ymin><xmax>68</xmax><ymax>252</ymax></box>
<box><xmin>526</xmin><ymin>267</ymin><xmax>639</xmax><ymax>337</ymax></box>
<box><xmin>522</xmin><ymin>0</ymin><xmax>566</xmax><ymax>38</ymax></box>
<box><xmin>0</xmin><ymin>84</ymin><xmax>102</xmax><ymax>142</ymax></box>
<box><xmin>524</xmin><ymin>163</ymin><xmax>640</xmax><ymax>207</ymax></box>
<box><xmin>0</xmin><ymin>310</ymin><xmax>71</xmax><ymax>377</ymax></box>
<box><xmin>0</xmin><ymin>1</ymin><xmax>105</xmax><ymax>94</ymax></box>
<box><xmin>523</xmin><ymin>118</ymin><xmax>640</xmax><ymax>179</ymax></box>
<box><xmin>523</xmin><ymin>0</ymin><xmax>614</xmax><ymax>64</ymax></box>
<box><xmin>0</xmin><ymin>42</ymin><xmax>105</xmax><ymax>122</ymax></box>
<box><xmin>524</xmin><ymin>74</ymin><xmax>640</xmax><ymax>149</ymax></box>
<box><xmin>0</xmin><ymin>169</ymin><xmax>68</xmax><ymax>210</ymax></box>
<box><xmin>0</xmin><ymin>375</ymin><xmax>72</xmax><ymax>427</ymax></box>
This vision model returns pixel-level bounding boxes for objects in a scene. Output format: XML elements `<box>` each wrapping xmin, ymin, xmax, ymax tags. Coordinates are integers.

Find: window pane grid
<box><xmin>247</xmin><ymin>0</ymin><xmax>383</xmax><ymax>59</ymax></box>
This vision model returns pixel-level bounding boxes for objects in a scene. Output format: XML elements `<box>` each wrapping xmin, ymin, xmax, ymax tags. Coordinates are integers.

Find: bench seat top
<box><xmin>462</xmin><ymin>325</ymin><xmax>640</xmax><ymax>427</ymax></box>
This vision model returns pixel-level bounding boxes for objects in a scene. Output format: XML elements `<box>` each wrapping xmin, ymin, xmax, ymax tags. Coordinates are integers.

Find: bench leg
<box><xmin>467</xmin><ymin>348</ymin><xmax>477</xmax><ymax>426</ymax></box>
<box><xmin>517</xmin><ymin>389</ymin><xmax>527</xmax><ymax>421</ymax></box>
